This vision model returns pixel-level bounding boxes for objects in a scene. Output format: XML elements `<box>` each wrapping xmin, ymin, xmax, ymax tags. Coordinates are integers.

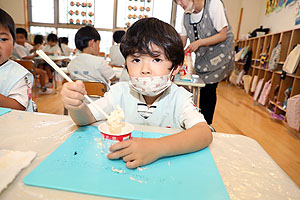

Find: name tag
<box><xmin>210</xmin><ymin>56</ymin><xmax>222</xmax><ymax>66</ymax></box>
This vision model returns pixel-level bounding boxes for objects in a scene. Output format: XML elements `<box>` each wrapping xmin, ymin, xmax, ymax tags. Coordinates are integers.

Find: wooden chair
<box><xmin>14</xmin><ymin>59</ymin><xmax>39</xmax><ymax>99</ymax></box>
<box><xmin>98</xmin><ymin>52</ymin><xmax>106</xmax><ymax>57</ymax></box>
<box><xmin>63</xmin><ymin>81</ymin><xmax>107</xmax><ymax>115</ymax></box>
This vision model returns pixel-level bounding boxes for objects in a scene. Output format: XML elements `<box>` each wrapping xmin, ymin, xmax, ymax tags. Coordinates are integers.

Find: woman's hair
<box><xmin>113</xmin><ymin>30</ymin><xmax>125</xmax><ymax>44</ymax></box>
<box><xmin>16</xmin><ymin>28</ymin><xmax>28</xmax><ymax>39</ymax></box>
<box><xmin>120</xmin><ymin>18</ymin><xmax>184</xmax><ymax>69</ymax></box>
<box><xmin>34</xmin><ymin>34</ymin><xmax>44</xmax><ymax>45</ymax></box>
<box><xmin>47</xmin><ymin>33</ymin><xmax>58</xmax><ymax>42</ymax></box>
<box><xmin>0</xmin><ymin>8</ymin><xmax>16</xmax><ymax>42</ymax></box>
<box><xmin>75</xmin><ymin>26</ymin><xmax>100</xmax><ymax>51</ymax></box>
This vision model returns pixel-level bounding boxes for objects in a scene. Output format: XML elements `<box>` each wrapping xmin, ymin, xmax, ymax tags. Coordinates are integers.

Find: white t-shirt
<box><xmin>42</xmin><ymin>44</ymin><xmax>61</xmax><ymax>55</ymax></box>
<box><xmin>67</xmin><ymin>53</ymin><xmax>115</xmax><ymax>84</ymax></box>
<box><xmin>12</xmin><ymin>43</ymin><xmax>31</xmax><ymax>59</ymax></box>
<box><xmin>109</xmin><ymin>44</ymin><xmax>125</xmax><ymax>66</ymax></box>
<box><xmin>88</xmin><ymin>87</ymin><xmax>206</xmax><ymax>129</ymax></box>
<box><xmin>180</xmin><ymin>0</ymin><xmax>228</xmax><ymax>36</ymax></box>
<box><xmin>7</xmin><ymin>76</ymin><xmax>31</xmax><ymax>109</ymax></box>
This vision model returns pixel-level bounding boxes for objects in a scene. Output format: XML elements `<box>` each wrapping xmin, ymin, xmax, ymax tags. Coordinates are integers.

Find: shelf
<box><xmin>235</xmin><ymin>27</ymin><xmax>300</xmax><ymax>133</ymax></box>
<box><xmin>277</xmin><ymin>105</ymin><xmax>286</xmax><ymax>112</ymax></box>
<box><xmin>269</xmin><ymin>100</ymin><xmax>276</xmax><ymax>105</ymax></box>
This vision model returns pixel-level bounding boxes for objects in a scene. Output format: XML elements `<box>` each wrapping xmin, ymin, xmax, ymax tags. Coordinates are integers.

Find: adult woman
<box><xmin>176</xmin><ymin>0</ymin><xmax>234</xmax><ymax>124</ymax></box>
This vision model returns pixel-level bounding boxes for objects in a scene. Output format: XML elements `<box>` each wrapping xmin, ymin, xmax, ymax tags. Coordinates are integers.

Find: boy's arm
<box><xmin>108</xmin><ymin>122</ymin><xmax>212</xmax><ymax>168</ymax></box>
<box><xmin>185</xmin><ymin>26</ymin><xmax>227</xmax><ymax>52</ymax></box>
<box><xmin>61</xmin><ymin>81</ymin><xmax>97</xmax><ymax>125</ymax></box>
<box><xmin>0</xmin><ymin>94</ymin><xmax>26</xmax><ymax>110</ymax></box>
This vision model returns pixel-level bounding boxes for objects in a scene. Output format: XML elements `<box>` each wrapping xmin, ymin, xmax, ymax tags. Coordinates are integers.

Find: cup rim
<box><xmin>98</xmin><ymin>122</ymin><xmax>134</xmax><ymax>136</ymax></box>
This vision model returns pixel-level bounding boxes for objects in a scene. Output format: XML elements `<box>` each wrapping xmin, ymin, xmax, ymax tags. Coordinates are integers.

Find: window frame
<box><xmin>27</xmin><ymin>0</ymin><xmax>179</xmax><ymax>46</ymax></box>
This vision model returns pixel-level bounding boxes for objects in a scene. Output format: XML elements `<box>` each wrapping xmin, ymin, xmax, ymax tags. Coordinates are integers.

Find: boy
<box><xmin>67</xmin><ymin>26</ymin><xmax>116</xmax><ymax>88</ymax></box>
<box><xmin>12</xmin><ymin>28</ymin><xmax>50</xmax><ymax>93</ymax></box>
<box><xmin>109</xmin><ymin>30</ymin><xmax>125</xmax><ymax>66</ymax></box>
<box><xmin>12</xmin><ymin>28</ymin><xmax>39</xmax><ymax>59</ymax></box>
<box><xmin>0</xmin><ymin>8</ymin><xmax>34</xmax><ymax>111</ymax></box>
<box><xmin>61</xmin><ymin>18</ymin><xmax>212</xmax><ymax>168</ymax></box>
<box><xmin>39</xmin><ymin>33</ymin><xmax>61</xmax><ymax>85</ymax></box>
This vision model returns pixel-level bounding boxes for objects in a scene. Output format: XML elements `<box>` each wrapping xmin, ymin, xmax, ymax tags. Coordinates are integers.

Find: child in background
<box><xmin>110</xmin><ymin>30</ymin><xmax>130</xmax><ymax>82</ymax></box>
<box><xmin>12</xmin><ymin>29</ymin><xmax>50</xmax><ymax>94</ymax></box>
<box><xmin>58</xmin><ymin>37</ymin><xmax>74</xmax><ymax>56</ymax></box>
<box><xmin>33</xmin><ymin>34</ymin><xmax>44</xmax><ymax>49</ymax></box>
<box><xmin>67</xmin><ymin>26</ymin><xmax>116</xmax><ymax>88</ymax></box>
<box><xmin>61</xmin><ymin>18</ymin><xmax>212</xmax><ymax>169</ymax></box>
<box><xmin>12</xmin><ymin>28</ymin><xmax>38</xmax><ymax>59</ymax></box>
<box><xmin>109</xmin><ymin>30</ymin><xmax>125</xmax><ymax>66</ymax></box>
<box><xmin>39</xmin><ymin>33</ymin><xmax>61</xmax><ymax>85</ymax></box>
<box><xmin>0</xmin><ymin>8</ymin><xmax>34</xmax><ymax>111</ymax></box>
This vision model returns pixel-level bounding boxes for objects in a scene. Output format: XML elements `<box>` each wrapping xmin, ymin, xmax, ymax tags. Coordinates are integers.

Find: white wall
<box><xmin>259</xmin><ymin>1</ymin><xmax>300</xmax><ymax>33</ymax></box>
<box><xmin>238</xmin><ymin>0</ymin><xmax>264</xmax><ymax>38</ymax></box>
<box><xmin>223</xmin><ymin>0</ymin><xmax>242</xmax><ymax>40</ymax></box>
<box><xmin>0</xmin><ymin>0</ymin><xmax>25</xmax><ymax>25</ymax></box>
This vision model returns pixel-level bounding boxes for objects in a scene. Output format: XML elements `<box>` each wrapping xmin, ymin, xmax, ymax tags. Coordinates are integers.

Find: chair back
<box><xmin>83</xmin><ymin>82</ymin><xmax>107</xmax><ymax>97</ymax></box>
<box><xmin>62</xmin><ymin>80</ymin><xmax>107</xmax><ymax>97</ymax></box>
<box><xmin>99</xmin><ymin>52</ymin><xmax>105</xmax><ymax>57</ymax></box>
<box><xmin>109</xmin><ymin>63</ymin><xmax>124</xmax><ymax>68</ymax></box>
<box><xmin>14</xmin><ymin>60</ymin><xmax>35</xmax><ymax>72</ymax></box>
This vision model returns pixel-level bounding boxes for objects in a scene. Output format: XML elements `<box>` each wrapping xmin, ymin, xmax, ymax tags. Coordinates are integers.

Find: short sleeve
<box><xmin>180</xmin><ymin>98</ymin><xmax>206</xmax><ymax>129</ymax></box>
<box><xmin>98</xmin><ymin>59</ymin><xmax>116</xmax><ymax>81</ymax></box>
<box><xmin>13</xmin><ymin>46</ymin><xmax>28</xmax><ymax>59</ymax></box>
<box><xmin>7</xmin><ymin>76</ymin><xmax>31</xmax><ymax>109</ymax></box>
<box><xmin>209</xmin><ymin>0</ymin><xmax>228</xmax><ymax>32</ymax></box>
<box><xmin>180</xmin><ymin>14</ymin><xmax>188</xmax><ymax>36</ymax></box>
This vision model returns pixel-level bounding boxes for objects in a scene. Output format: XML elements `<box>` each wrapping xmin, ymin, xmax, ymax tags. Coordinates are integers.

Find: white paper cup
<box><xmin>98</xmin><ymin>122</ymin><xmax>134</xmax><ymax>155</ymax></box>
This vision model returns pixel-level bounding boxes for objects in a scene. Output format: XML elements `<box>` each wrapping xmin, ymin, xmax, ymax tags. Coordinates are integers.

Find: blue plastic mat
<box><xmin>0</xmin><ymin>107</ymin><xmax>11</xmax><ymax>116</ymax></box>
<box><xmin>24</xmin><ymin>126</ymin><xmax>229</xmax><ymax>200</ymax></box>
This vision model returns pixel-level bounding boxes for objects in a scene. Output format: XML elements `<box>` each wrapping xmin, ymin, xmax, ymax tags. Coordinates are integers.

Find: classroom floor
<box><xmin>34</xmin><ymin>81</ymin><xmax>300</xmax><ymax>188</ymax></box>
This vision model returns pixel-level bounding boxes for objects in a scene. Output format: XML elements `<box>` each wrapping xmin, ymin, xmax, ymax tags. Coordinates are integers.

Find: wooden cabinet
<box><xmin>235</xmin><ymin>28</ymin><xmax>300</xmax><ymax>133</ymax></box>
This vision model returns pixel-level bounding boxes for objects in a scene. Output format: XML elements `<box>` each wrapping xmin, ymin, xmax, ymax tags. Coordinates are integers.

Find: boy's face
<box><xmin>48</xmin><ymin>41</ymin><xmax>57</xmax><ymax>47</ymax></box>
<box><xmin>0</xmin><ymin>26</ymin><xmax>14</xmax><ymax>65</ymax></box>
<box><xmin>16</xmin><ymin>33</ymin><xmax>26</xmax><ymax>46</ymax></box>
<box><xmin>126</xmin><ymin>44</ymin><xmax>177</xmax><ymax>77</ymax></box>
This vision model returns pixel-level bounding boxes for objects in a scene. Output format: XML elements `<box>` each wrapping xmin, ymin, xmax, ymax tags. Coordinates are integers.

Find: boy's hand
<box><xmin>107</xmin><ymin>138</ymin><xmax>161</xmax><ymax>168</ymax></box>
<box><xmin>61</xmin><ymin>80</ymin><xmax>86</xmax><ymax>110</ymax></box>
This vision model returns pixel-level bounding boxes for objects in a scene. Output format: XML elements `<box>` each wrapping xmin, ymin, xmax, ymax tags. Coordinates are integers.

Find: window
<box><xmin>30</xmin><ymin>0</ymin><xmax>54</xmax><ymax>23</ymax></box>
<box><xmin>29</xmin><ymin>0</ymin><xmax>179</xmax><ymax>54</ymax></box>
<box><xmin>57</xmin><ymin>28</ymin><xmax>78</xmax><ymax>49</ymax></box>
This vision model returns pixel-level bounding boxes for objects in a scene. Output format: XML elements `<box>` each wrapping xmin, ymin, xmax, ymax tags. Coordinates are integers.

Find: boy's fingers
<box><xmin>107</xmin><ymin>147</ymin><xmax>131</xmax><ymax>160</ymax></box>
<box><xmin>109</xmin><ymin>139</ymin><xmax>131</xmax><ymax>152</ymax></box>
<box><xmin>126</xmin><ymin>160</ymin><xmax>140</xmax><ymax>169</ymax></box>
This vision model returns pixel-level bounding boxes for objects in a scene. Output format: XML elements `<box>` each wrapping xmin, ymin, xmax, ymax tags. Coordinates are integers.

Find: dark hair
<box><xmin>75</xmin><ymin>26</ymin><xmax>100</xmax><ymax>51</ymax></box>
<box><xmin>59</xmin><ymin>37</ymin><xmax>69</xmax><ymax>45</ymax></box>
<box><xmin>47</xmin><ymin>33</ymin><xmax>58</xmax><ymax>42</ymax></box>
<box><xmin>120</xmin><ymin>18</ymin><xmax>184</xmax><ymax>69</ymax></box>
<box><xmin>113</xmin><ymin>30</ymin><xmax>125</xmax><ymax>44</ymax></box>
<box><xmin>34</xmin><ymin>34</ymin><xmax>44</xmax><ymax>45</ymax></box>
<box><xmin>0</xmin><ymin>8</ymin><xmax>16</xmax><ymax>42</ymax></box>
<box><xmin>16</xmin><ymin>28</ymin><xmax>28</xmax><ymax>39</ymax></box>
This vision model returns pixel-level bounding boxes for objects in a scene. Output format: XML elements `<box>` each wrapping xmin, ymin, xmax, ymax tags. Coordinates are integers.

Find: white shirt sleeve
<box><xmin>13</xmin><ymin>45</ymin><xmax>28</xmax><ymax>59</ymax></box>
<box><xmin>87</xmin><ymin>91</ymin><xmax>114</xmax><ymax>121</ymax></box>
<box><xmin>98</xmin><ymin>59</ymin><xmax>116</xmax><ymax>81</ymax></box>
<box><xmin>7</xmin><ymin>76</ymin><xmax>31</xmax><ymax>109</ymax></box>
<box><xmin>180</xmin><ymin>98</ymin><xmax>206</xmax><ymax>129</ymax></box>
<box><xmin>210</xmin><ymin>0</ymin><xmax>228</xmax><ymax>32</ymax></box>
